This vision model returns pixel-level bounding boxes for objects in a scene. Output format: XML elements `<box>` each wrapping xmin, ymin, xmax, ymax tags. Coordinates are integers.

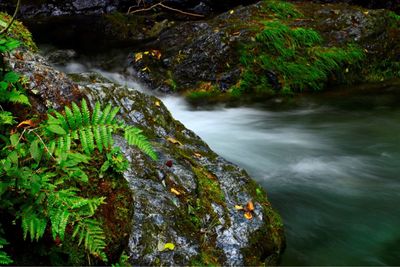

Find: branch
<box><xmin>127</xmin><ymin>2</ymin><xmax>204</xmax><ymax>17</ymax></box>
<box><xmin>0</xmin><ymin>0</ymin><xmax>21</xmax><ymax>35</ymax></box>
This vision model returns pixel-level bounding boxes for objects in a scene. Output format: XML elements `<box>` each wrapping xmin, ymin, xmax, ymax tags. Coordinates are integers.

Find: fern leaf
<box><xmin>93</xmin><ymin>125</ymin><xmax>103</xmax><ymax>152</ymax></box>
<box><xmin>0</xmin><ymin>111</ymin><xmax>14</xmax><ymax>125</ymax></box>
<box><xmin>50</xmin><ymin>208</ymin><xmax>70</xmax><ymax>240</ymax></box>
<box><xmin>98</xmin><ymin>104</ymin><xmax>112</xmax><ymax>124</ymax></box>
<box><xmin>79</xmin><ymin>129</ymin><xmax>90</xmax><ymax>154</ymax></box>
<box><xmin>72</xmin><ymin>219</ymin><xmax>108</xmax><ymax>262</ymax></box>
<box><xmin>65</xmin><ymin>106</ymin><xmax>76</xmax><ymax>130</ymax></box>
<box><xmin>124</xmin><ymin>126</ymin><xmax>157</xmax><ymax>160</ymax></box>
<box><xmin>105</xmin><ymin>106</ymin><xmax>120</xmax><ymax>124</ymax></box>
<box><xmin>100</xmin><ymin>125</ymin><xmax>110</xmax><ymax>150</ymax></box>
<box><xmin>21</xmin><ymin>210</ymin><xmax>47</xmax><ymax>241</ymax></box>
<box><xmin>8</xmin><ymin>89</ymin><xmax>30</xmax><ymax>106</ymax></box>
<box><xmin>72</xmin><ymin>102</ymin><xmax>83</xmax><ymax>128</ymax></box>
<box><xmin>55</xmin><ymin>111</ymin><xmax>69</xmax><ymax>132</ymax></box>
<box><xmin>86</xmin><ymin>126</ymin><xmax>95</xmax><ymax>153</ymax></box>
<box><xmin>0</xmin><ymin>237</ymin><xmax>12</xmax><ymax>265</ymax></box>
<box><xmin>81</xmin><ymin>99</ymin><xmax>90</xmax><ymax>126</ymax></box>
<box><xmin>92</xmin><ymin>102</ymin><xmax>101</xmax><ymax>125</ymax></box>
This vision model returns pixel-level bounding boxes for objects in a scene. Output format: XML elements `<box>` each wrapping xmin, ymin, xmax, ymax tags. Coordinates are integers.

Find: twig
<box><xmin>29</xmin><ymin>128</ymin><xmax>57</xmax><ymax>161</ymax></box>
<box><xmin>0</xmin><ymin>0</ymin><xmax>21</xmax><ymax>35</ymax></box>
<box><xmin>127</xmin><ymin>2</ymin><xmax>204</xmax><ymax>17</ymax></box>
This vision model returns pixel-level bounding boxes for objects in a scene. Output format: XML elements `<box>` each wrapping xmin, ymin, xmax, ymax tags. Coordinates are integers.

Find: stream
<box><xmin>54</xmin><ymin>54</ymin><xmax>400</xmax><ymax>265</ymax></box>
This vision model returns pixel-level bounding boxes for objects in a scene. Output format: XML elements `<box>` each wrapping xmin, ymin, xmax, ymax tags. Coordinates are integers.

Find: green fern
<box><xmin>72</xmin><ymin>219</ymin><xmax>108</xmax><ymax>262</ymax></box>
<box><xmin>44</xmin><ymin>99</ymin><xmax>157</xmax><ymax>160</ymax></box>
<box><xmin>0</xmin><ymin>237</ymin><xmax>13</xmax><ymax>265</ymax></box>
<box><xmin>21</xmin><ymin>208</ymin><xmax>47</xmax><ymax>241</ymax></box>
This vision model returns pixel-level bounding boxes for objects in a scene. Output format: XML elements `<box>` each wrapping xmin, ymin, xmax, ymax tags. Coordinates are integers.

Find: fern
<box><xmin>72</xmin><ymin>219</ymin><xmax>108</xmax><ymax>262</ymax></box>
<box><xmin>0</xmin><ymin>237</ymin><xmax>13</xmax><ymax>265</ymax></box>
<box><xmin>44</xmin><ymin>99</ymin><xmax>157</xmax><ymax>160</ymax></box>
<box><xmin>21</xmin><ymin>208</ymin><xmax>47</xmax><ymax>241</ymax></box>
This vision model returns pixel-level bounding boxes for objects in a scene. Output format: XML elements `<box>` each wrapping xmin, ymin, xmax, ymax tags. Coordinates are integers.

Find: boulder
<box><xmin>6</xmin><ymin>46</ymin><xmax>285</xmax><ymax>265</ymax></box>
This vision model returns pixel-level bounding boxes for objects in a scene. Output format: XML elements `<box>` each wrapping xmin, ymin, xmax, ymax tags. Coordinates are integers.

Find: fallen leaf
<box><xmin>144</xmin><ymin>51</ymin><xmax>150</xmax><ymax>55</ymax></box>
<box><xmin>155</xmin><ymin>100</ymin><xmax>161</xmax><ymax>107</ymax></box>
<box><xmin>141</xmin><ymin>66</ymin><xmax>150</xmax><ymax>72</ymax></box>
<box><xmin>167</xmin><ymin>137</ymin><xmax>183</xmax><ymax>146</ymax></box>
<box><xmin>17</xmin><ymin>120</ymin><xmax>35</xmax><ymax>128</ymax></box>
<box><xmin>246</xmin><ymin>201</ymin><xmax>254</xmax><ymax>212</ymax></box>
<box><xmin>363</xmin><ymin>11</ymin><xmax>369</xmax><ymax>15</ymax></box>
<box><xmin>163</xmin><ymin>243</ymin><xmax>175</xmax><ymax>251</ymax></box>
<box><xmin>194</xmin><ymin>152</ymin><xmax>202</xmax><ymax>158</ymax></box>
<box><xmin>135</xmin><ymin>53</ymin><xmax>143</xmax><ymax>62</ymax></box>
<box><xmin>171</xmin><ymin>188</ymin><xmax>181</xmax><ymax>196</ymax></box>
<box><xmin>244</xmin><ymin>212</ymin><xmax>253</xmax><ymax>220</ymax></box>
<box><xmin>151</xmin><ymin>49</ymin><xmax>162</xmax><ymax>60</ymax></box>
<box><xmin>235</xmin><ymin>205</ymin><xmax>244</xmax><ymax>210</ymax></box>
<box><xmin>165</xmin><ymin>160</ymin><xmax>173</xmax><ymax>168</ymax></box>
<box><xmin>229</xmin><ymin>10</ymin><xmax>234</xmax><ymax>14</ymax></box>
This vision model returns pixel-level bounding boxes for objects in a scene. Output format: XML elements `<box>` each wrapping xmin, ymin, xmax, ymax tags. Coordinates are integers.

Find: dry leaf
<box><xmin>135</xmin><ymin>53</ymin><xmax>143</xmax><ymax>62</ymax></box>
<box><xmin>171</xmin><ymin>188</ymin><xmax>181</xmax><ymax>196</ymax></box>
<box><xmin>151</xmin><ymin>49</ymin><xmax>162</xmax><ymax>60</ymax></box>
<box><xmin>167</xmin><ymin>137</ymin><xmax>183</xmax><ymax>146</ymax></box>
<box><xmin>141</xmin><ymin>66</ymin><xmax>150</xmax><ymax>72</ymax></box>
<box><xmin>235</xmin><ymin>205</ymin><xmax>244</xmax><ymax>210</ymax></box>
<box><xmin>244</xmin><ymin>212</ymin><xmax>253</xmax><ymax>220</ymax></box>
<box><xmin>194</xmin><ymin>152</ymin><xmax>202</xmax><ymax>158</ymax></box>
<box><xmin>144</xmin><ymin>51</ymin><xmax>150</xmax><ymax>55</ymax></box>
<box><xmin>246</xmin><ymin>201</ymin><xmax>254</xmax><ymax>212</ymax></box>
<box><xmin>155</xmin><ymin>100</ymin><xmax>161</xmax><ymax>107</ymax></box>
<box><xmin>17</xmin><ymin>120</ymin><xmax>35</xmax><ymax>128</ymax></box>
<box><xmin>229</xmin><ymin>10</ymin><xmax>234</xmax><ymax>14</ymax></box>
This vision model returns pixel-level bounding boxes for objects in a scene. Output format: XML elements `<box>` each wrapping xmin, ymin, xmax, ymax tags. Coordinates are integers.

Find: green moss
<box><xmin>262</xmin><ymin>0</ymin><xmax>302</xmax><ymax>19</ymax></box>
<box><xmin>0</xmin><ymin>12</ymin><xmax>38</xmax><ymax>51</ymax></box>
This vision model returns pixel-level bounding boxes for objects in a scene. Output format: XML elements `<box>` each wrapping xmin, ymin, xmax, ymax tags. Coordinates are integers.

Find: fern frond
<box><xmin>72</xmin><ymin>102</ymin><xmax>83</xmax><ymax>128</ymax></box>
<box><xmin>21</xmin><ymin>209</ymin><xmax>47</xmax><ymax>241</ymax></box>
<box><xmin>55</xmin><ymin>111</ymin><xmax>69</xmax><ymax>132</ymax></box>
<box><xmin>92</xmin><ymin>102</ymin><xmax>101</xmax><ymax>125</ymax></box>
<box><xmin>98</xmin><ymin>104</ymin><xmax>112</xmax><ymax>125</ymax></box>
<box><xmin>8</xmin><ymin>89</ymin><xmax>30</xmax><ymax>106</ymax></box>
<box><xmin>0</xmin><ymin>237</ymin><xmax>13</xmax><ymax>265</ymax></box>
<box><xmin>93</xmin><ymin>125</ymin><xmax>103</xmax><ymax>152</ymax></box>
<box><xmin>124</xmin><ymin>126</ymin><xmax>157</xmax><ymax>160</ymax></box>
<box><xmin>0</xmin><ymin>111</ymin><xmax>14</xmax><ymax>125</ymax></box>
<box><xmin>49</xmin><ymin>208</ymin><xmax>70</xmax><ymax>240</ymax></box>
<box><xmin>72</xmin><ymin>219</ymin><xmax>108</xmax><ymax>262</ymax></box>
<box><xmin>106</xmin><ymin>107</ymin><xmax>120</xmax><ymax>124</ymax></box>
<box><xmin>81</xmin><ymin>99</ymin><xmax>90</xmax><ymax>126</ymax></box>
<box><xmin>65</xmin><ymin>106</ymin><xmax>76</xmax><ymax>130</ymax></box>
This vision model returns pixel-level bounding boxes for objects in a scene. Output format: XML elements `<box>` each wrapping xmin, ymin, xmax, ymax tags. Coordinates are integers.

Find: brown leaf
<box><xmin>246</xmin><ymin>201</ymin><xmax>254</xmax><ymax>212</ymax></box>
<box><xmin>194</xmin><ymin>152</ymin><xmax>202</xmax><ymax>159</ymax></box>
<box><xmin>17</xmin><ymin>120</ymin><xmax>35</xmax><ymax>128</ymax></box>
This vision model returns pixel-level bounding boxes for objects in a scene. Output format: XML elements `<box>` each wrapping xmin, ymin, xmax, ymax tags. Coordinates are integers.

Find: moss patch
<box><xmin>0</xmin><ymin>12</ymin><xmax>37</xmax><ymax>51</ymax></box>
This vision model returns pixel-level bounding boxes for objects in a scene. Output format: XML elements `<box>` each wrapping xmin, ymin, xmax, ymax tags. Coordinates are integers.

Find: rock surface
<box><xmin>6</xmin><ymin>46</ymin><xmax>285</xmax><ymax>265</ymax></box>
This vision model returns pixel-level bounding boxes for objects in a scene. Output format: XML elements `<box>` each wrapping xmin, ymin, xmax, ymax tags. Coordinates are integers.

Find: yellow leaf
<box><xmin>170</xmin><ymin>188</ymin><xmax>181</xmax><ymax>196</ymax></box>
<box><xmin>363</xmin><ymin>11</ymin><xmax>369</xmax><ymax>15</ymax></box>
<box><xmin>167</xmin><ymin>137</ymin><xmax>183</xmax><ymax>146</ymax></box>
<box><xmin>246</xmin><ymin>201</ymin><xmax>254</xmax><ymax>212</ymax></box>
<box><xmin>135</xmin><ymin>53</ymin><xmax>143</xmax><ymax>62</ymax></box>
<box><xmin>144</xmin><ymin>51</ymin><xmax>150</xmax><ymax>55</ymax></box>
<box><xmin>244</xmin><ymin>212</ymin><xmax>253</xmax><ymax>220</ymax></box>
<box><xmin>194</xmin><ymin>152</ymin><xmax>202</xmax><ymax>158</ymax></box>
<box><xmin>141</xmin><ymin>66</ymin><xmax>150</xmax><ymax>72</ymax></box>
<box><xmin>155</xmin><ymin>100</ymin><xmax>161</xmax><ymax>107</ymax></box>
<box><xmin>164</xmin><ymin>243</ymin><xmax>175</xmax><ymax>251</ymax></box>
<box><xmin>235</xmin><ymin>205</ymin><xmax>244</xmax><ymax>210</ymax></box>
<box><xmin>229</xmin><ymin>10</ymin><xmax>234</xmax><ymax>14</ymax></box>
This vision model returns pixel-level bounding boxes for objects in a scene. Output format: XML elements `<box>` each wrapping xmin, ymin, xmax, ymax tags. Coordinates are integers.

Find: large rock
<box><xmin>6</xmin><ymin>46</ymin><xmax>285</xmax><ymax>265</ymax></box>
<box><xmin>128</xmin><ymin>1</ymin><xmax>400</xmax><ymax>94</ymax></box>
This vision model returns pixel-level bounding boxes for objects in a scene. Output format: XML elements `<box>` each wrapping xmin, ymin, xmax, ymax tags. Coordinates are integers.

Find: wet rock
<box><xmin>7</xmin><ymin>47</ymin><xmax>285</xmax><ymax>265</ymax></box>
<box><xmin>128</xmin><ymin>3</ymin><xmax>263</xmax><ymax>93</ymax></box>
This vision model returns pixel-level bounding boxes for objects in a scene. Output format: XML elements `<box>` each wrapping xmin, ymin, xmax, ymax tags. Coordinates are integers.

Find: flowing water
<box><xmin>57</xmin><ymin>58</ymin><xmax>400</xmax><ymax>265</ymax></box>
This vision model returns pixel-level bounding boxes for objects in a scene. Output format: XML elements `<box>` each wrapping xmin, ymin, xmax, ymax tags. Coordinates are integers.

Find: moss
<box><xmin>0</xmin><ymin>12</ymin><xmax>38</xmax><ymax>52</ymax></box>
